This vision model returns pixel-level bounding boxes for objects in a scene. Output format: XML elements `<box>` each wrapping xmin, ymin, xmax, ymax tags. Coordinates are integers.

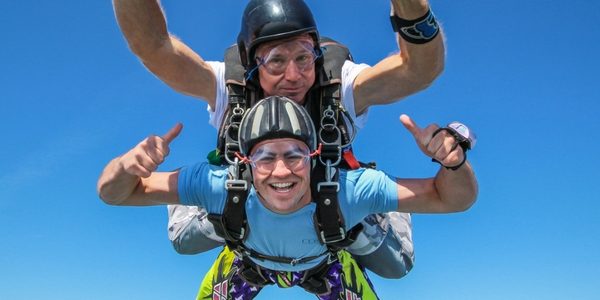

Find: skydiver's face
<box><xmin>255</xmin><ymin>36</ymin><xmax>317</xmax><ymax>104</ymax></box>
<box><xmin>249</xmin><ymin>138</ymin><xmax>312</xmax><ymax>214</ymax></box>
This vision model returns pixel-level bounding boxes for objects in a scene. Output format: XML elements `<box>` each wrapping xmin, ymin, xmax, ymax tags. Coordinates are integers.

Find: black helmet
<box><xmin>237</xmin><ymin>0</ymin><xmax>320</xmax><ymax>69</ymax></box>
<box><xmin>239</xmin><ymin>96</ymin><xmax>317</xmax><ymax>155</ymax></box>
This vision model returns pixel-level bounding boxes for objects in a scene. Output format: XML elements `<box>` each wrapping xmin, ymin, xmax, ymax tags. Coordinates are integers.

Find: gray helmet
<box><xmin>239</xmin><ymin>96</ymin><xmax>317</xmax><ymax>155</ymax></box>
<box><xmin>237</xmin><ymin>0</ymin><xmax>320</xmax><ymax>69</ymax></box>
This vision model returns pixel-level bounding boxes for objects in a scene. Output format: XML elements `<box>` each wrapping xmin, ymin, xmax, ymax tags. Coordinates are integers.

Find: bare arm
<box><xmin>395</xmin><ymin>115</ymin><xmax>478</xmax><ymax>213</ymax></box>
<box><xmin>113</xmin><ymin>0</ymin><xmax>217</xmax><ymax>106</ymax></box>
<box><xmin>353</xmin><ymin>0</ymin><xmax>445</xmax><ymax>115</ymax></box>
<box><xmin>97</xmin><ymin>124</ymin><xmax>183</xmax><ymax>206</ymax></box>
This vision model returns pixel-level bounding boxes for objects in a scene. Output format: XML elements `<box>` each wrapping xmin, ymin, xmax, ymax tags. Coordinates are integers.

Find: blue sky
<box><xmin>1</xmin><ymin>1</ymin><xmax>599</xmax><ymax>299</ymax></box>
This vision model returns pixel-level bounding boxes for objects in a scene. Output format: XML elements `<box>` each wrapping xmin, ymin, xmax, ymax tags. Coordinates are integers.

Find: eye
<box><xmin>295</xmin><ymin>53</ymin><xmax>312</xmax><ymax>64</ymax></box>
<box><xmin>256</xmin><ymin>156</ymin><xmax>275</xmax><ymax>164</ymax></box>
<box><xmin>266</xmin><ymin>56</ymin><xmax>287</xmax><ymax>68</ymax></box>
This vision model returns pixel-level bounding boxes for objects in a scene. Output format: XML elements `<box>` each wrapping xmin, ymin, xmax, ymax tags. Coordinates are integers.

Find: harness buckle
<box><xmin>290</xmin><ymin>258</ymin><xmax>300</xmax><ymax>266</ymax></box>
<box><xmin>226</xmin><ymin>227</ymin><xmax>246</xmax><ymax>240</ymax></box>
<box><xmin>226</xmin><ymin>179</ymin><xmax>248</xmax><ymax>191</ymax></box>
<box><xmin>320</xmin><ymin>227</ymin><xmax>346</xmax><ymax>244</ymax></box>
<box><xmin>317</xmin><ymin>181</ymin><xmax>339</xmax><ymax>193</ymax></box>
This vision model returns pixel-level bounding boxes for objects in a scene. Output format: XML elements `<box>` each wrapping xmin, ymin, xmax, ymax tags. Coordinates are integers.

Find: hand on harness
<box><xmin>400</xmin><ymin>115</ymin><xmax>476</xmax><ymax>171</ymax></box>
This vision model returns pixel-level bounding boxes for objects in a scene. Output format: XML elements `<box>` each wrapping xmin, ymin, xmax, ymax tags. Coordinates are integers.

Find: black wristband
<box><xmin>390</xmin><ymin>9</ymin><xmax>439</xmax><ymax>44</ymax></box>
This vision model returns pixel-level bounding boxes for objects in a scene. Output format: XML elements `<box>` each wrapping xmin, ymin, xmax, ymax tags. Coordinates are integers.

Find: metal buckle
<box><xmin>317</xmin><ymin>181</ymin><xmax>339</xmax><ymax>193</ymax></box>
<box><xmin>320</xmin><ymin>228</ymin><xmax>346</xmax><ymax>244</ymax></box>
<box><xmin>226</xmin><ymin>179</ymin><xmax>248</xmax><ymax>191</ymax></box>
<box><xmin>290</xmin><ymin>258</ymin><xmax>300</xmax><ymax>266</ymax></box>
<box><xmin>227</xmin><ymin>226</ymin><xmax>246</xmax><ymax>240</ymax></box>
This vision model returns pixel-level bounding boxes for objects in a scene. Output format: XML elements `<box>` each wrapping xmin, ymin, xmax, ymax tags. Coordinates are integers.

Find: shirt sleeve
<box><xmin>177</xmin><ymin>162</ymin><xmax>228</xmax><ymax>214</ymax></box>
<box><xmin>349</xmin><ymin>168</ymin><xmax>399</xmax><ymax>213</ymax></box>
<box><xmin>205</xmin><ymin>61</ymin><xmax>227</xmax><ymax>130</ymax></box>
<box><xmin>341</xmin><ymin>60</ymin><xmax>371</xmax><ymax>130</ymax></box>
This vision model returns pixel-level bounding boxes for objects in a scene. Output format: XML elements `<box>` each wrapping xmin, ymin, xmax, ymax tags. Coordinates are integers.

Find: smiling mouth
<box><xmin>269</xmin><ymin>182</ymin><xmax>295</xmax><ymax>191</ymax></box>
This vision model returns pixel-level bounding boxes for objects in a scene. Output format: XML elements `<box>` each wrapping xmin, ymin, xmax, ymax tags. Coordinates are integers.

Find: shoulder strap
<box><xmin>208</xmin><ymin>45</ymin><xmax>256</xmax><ymax>244</ymax></box>
<box><xmin>309</xmin><ymin>37</ymin><xmax>364</xmax><ymax>247</ymax></box>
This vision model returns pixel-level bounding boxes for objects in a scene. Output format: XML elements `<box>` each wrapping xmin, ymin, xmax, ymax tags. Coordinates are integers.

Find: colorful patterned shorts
<box><xmin>196</xmin><ymin>247</ymin><xmax>379</xmax><ymax>300</ymax></box>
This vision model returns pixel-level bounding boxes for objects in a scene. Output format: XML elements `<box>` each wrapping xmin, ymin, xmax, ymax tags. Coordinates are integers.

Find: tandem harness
<box><xmin>207</xmin><ymin>37</ymin><xmax>369</xmax><ymax>291</ymax></box>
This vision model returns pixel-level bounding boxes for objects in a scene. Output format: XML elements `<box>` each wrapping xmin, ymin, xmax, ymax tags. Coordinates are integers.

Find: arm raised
<box><xmin>353</xmin><ymin>0</ymin><xmax>445</xmax><ymax>115</ymax></box>
<box><xmin>113</xmin><ymin>0</ymin><xmax>217</xmax><ymax>105</ymax></box>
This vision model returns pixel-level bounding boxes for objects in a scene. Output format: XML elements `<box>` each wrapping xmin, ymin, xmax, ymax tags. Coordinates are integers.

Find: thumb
<box><xmin>399</xmin><ymin>114</ymin><xmax>421</xmax><ymax>137</ymax></box>
<box><xmin>162</xmin><ymin>123</ymin><xmax>183</xmax><ymax>145</ymax></box>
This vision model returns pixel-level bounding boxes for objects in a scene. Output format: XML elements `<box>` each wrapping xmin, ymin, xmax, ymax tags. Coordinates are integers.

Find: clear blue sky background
<box><xmin>2</xmin><ymin>1</ymin><xmax>599</xmax><ymax>299</ymax></box>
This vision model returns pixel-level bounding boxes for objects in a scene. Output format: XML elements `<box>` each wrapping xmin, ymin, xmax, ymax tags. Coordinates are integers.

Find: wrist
<box><xmin>390</xmin><ymin>8</ymin><xmax>439</xmax><ymax>44</ymax></box>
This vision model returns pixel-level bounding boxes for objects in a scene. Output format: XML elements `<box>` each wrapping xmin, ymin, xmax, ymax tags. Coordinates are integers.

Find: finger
<box><xmin>162</xmin><ymin>123</ymin><xmax>183</xmax><ymax>145</ymax></box>
<box><xmin>441</xmin><ymin>148</ymin><xmax>464</xmax><ymax>168</ymax></box>
<box><xmin>143</xmin><ymin>135</ymin><xmax>167</xmax><ymax>165</ymax></box>
<box><xmin>146</xmin><ymin>144</ymin><xmax>166</xmax><ymax>166</ymax></box>
<box><xmin>399</xmin><ymin>114</ymin><xmax>421</xmax><ymax>137</ymax></box>
<box><xmin>128</xmin><ymin>164</ymin><xmax>152</xmax><ymax>178</ymax></box>
<box><xmin>421</xmin><ymin>124</ymin><xmax>440</xmax><ymax>152</ymax></box>
<box><xmin>427</xmin><ymin>126</ymin><xmax>447</xmax><ymax>154</ymax></box>
<box><xmin>433</xmin><ymin>136</ymin><xmax>455</xmax><ymax>162</ymax></box>
<box><xmin>121</xmin><ymin>154</ymin><xmax>153</xmax><ymax>178</ymax></box>
<box><xmin>136</xmin><ymin>152</ymin><xmax>158</xmax><ymax>173</ymax></box>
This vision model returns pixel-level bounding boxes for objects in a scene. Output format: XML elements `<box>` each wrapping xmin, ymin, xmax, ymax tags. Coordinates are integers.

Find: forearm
<box><xmin>433</xmin><ymin>162</ymin><xmax>478</xmax><ymax>212</ymax></box>
<box><xmin>112</xmin><ymin>0</ymin><xmax>217</xmax><ymax>102</ymax></box>
<box><xmin>97</xmin><ymin>156</ymin><xmax>140</xmax><ymax>205</ymax></box>
<box><xmin>113</xmin><ymin>0</ymin><xmax>169</xmax><ymax>57</ymax></box>
<box><xmin>353</xmin><ymin>1</ymin><xmax>445</xmax><ymax>114</ymax></box>
<box><xmin>390</xmin><ymin>0</ymin><xmax>445</xmax><ymax>96</ymax></box>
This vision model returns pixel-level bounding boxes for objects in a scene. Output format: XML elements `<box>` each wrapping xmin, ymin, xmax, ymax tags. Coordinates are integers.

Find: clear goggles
<box><xmin>244</xmin><ymin>142</ymin><xmax>318</xmax><ymax>174</ymax></box>
<box><xmin>254</xmin><ymin>40</ymin><xmax>321</xmax><ymax>76</ymax></box>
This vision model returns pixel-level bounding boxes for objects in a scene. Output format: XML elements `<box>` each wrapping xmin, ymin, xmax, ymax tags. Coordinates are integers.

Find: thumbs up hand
<box><xmin>400</xmin><ymin>115</ymin><xmax>465</xmax><ymax>169</ymax></box>
<box><xmin>119</xmin><ymin>123</ymin><xmax>183</xmax><ymax>178</ymax></box>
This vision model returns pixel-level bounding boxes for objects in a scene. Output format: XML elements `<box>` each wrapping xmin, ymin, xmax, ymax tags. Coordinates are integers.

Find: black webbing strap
<box><xmin>209</xmin><ymin>45</ymin><xmax>257</xmax><ymax>243</ymax></box>
<box><xmin>298</xmin><ymin>255</ymin><xmax>338</xmax><ymax>295</ymax></box>
<box><xmin>207</xmin><ymin>165</ymin><xmax>251</xmax><ymax>242</ymax></box>
<box><xmin>238</xmin><ymin>252</ymin><xmax>336</xmax><ymax>290</ymax></box>
<box><xmin>313</xmin><ymin>82</ymin><xmax>346</xmax><ymax>244</ymax></box>
<box><xmin>239</xmin><ymin>247</ymin><xmax>329</xmax><ymax>267</ymax></box>
<box><xmin>309</xmin><ymin>38</ymin><xmax>359</xmax><ymax>246</ymax></box>
<box><xmin>238</xmin><ymin>256</ymin><xmax>272</xmax><ymax>287</ymax></box>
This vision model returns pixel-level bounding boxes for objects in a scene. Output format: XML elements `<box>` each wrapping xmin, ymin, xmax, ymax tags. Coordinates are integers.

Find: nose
<box><xmin>270</xmin><ymin>159</ymin><xmax>292</xmax><ymax>176</ymax></box>
<box><xmin>283</xmin><ymin>60</ymin><xmax>303</xmax><ymax>81</ymax></box>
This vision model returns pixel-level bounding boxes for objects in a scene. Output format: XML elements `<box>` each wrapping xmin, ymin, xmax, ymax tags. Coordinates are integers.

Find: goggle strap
<box><xmin>309</xmin><ymin>143</ymin><xmax>323</xmax><ymax>158</ymax></box>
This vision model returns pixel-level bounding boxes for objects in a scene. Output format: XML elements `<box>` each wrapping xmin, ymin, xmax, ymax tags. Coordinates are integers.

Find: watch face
<box><xmin>448</xmin><ymin>122</ymin><xmax>476</xmax><ymax>149</ymax></box>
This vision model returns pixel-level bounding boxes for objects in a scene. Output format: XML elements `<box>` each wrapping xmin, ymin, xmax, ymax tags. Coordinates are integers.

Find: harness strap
<box><xmin>236</xmin><ymin>250</ymin><xmax>338</xmax><ymax>291</ymax></box>
<box><xmin>239</xmin><ymin>248</ymin><xmax>329</xmax><ymax>267</ymax></box>
<box><xmin>298</xmin><ymin>256</ymin><xmax>338</xmax><ymax>295</ymax></box>
<box><xmin>238</xmin><ymin>256</ymin><xmax>272</xmax><ymax>287</ymax></box>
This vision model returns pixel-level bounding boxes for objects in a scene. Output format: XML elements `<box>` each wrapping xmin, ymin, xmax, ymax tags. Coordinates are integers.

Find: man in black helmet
<box><xmin>97</xmin><ymin>97</ymin><xmax>478</xmax><ymax>300</ymax></box>
<box><xmin>113</xmin><ymin>0</ymin><xmax>444</xmax><ymax>279</ymax></box>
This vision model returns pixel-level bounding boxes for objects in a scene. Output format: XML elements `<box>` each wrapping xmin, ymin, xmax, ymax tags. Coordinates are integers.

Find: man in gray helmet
<box><xmin>97</xmin><ymin>96</ymin><xmax>477</xmax><ymax>299</ymax></box>
<box><xmin>112</xmin><ymin>0</ymin><xmax>445</xmax><ymax>279</ymax></box>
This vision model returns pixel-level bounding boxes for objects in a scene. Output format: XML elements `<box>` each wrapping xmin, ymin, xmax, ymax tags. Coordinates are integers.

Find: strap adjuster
<box><xmin>320</xmin><ymin>227</ymin><xmax>346</xmax><ymax>244</ymax></box>
<box><xmin>226</xmin><ymin>226</ymin><xmax>246</xmax><ymax>240</ymax></box>
<box><xmin>226</xmin><ymin>179</ymin><xmax>248</xmax><ymax>191</ymax></box>
<box><xmin>317</xmin><ymin>181</ymin><xmax>339</xmax><ymax>193</ymax></box>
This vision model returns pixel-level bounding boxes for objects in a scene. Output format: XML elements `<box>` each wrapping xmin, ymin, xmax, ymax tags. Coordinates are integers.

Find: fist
<box><xmin>120</xmin><ymin>123</ymin><xmax>183</xmax><ymax>177</ymax></box>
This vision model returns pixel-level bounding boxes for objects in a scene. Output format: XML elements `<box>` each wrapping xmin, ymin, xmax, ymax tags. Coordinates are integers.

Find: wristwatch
<box><xmin>432</xmin><ymin>122</ymin><xmax>476</xmax><ymax>170</ymax></box>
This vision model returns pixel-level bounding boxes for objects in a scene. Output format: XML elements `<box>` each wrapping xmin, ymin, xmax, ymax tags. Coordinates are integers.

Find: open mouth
<box><xmin>269</xmin><ymin>182</ymin><xmax>296</xmax><ymax>192</ymax></box>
